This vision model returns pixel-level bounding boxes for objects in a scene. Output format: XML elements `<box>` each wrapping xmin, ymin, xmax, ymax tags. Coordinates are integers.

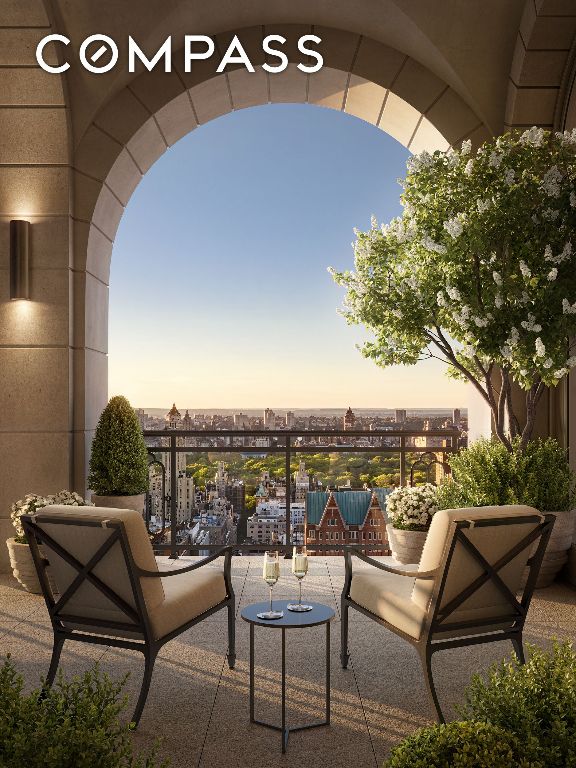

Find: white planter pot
<box><xmin>6</xmin><ymin>538</ymin><xmax>41</xmax><ymax>593</ymax></box>
<box><xmin>532</xmin><ymin>509</ymin><xmax>576</xmax><ymax>588</ymax></box>
<box><xmin>390</xmin><ymin>528</ymin><xmax>428</xmax><ymax>565</ymax></box>
<box><xmin>92</xmin><ymin>494</ymin><xmax>145</xmax><ymax>514</ymax></box>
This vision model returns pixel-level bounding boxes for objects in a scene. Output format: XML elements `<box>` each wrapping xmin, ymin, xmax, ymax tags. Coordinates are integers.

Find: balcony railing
<box><xmin>143</xmin><ymin>428</ymin><xmax>461</xmax><ymax>558</ymax></box>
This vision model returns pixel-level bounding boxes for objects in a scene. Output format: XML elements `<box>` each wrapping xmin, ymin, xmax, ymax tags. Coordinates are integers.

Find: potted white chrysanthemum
<box><xmin>7</xmin><ymin>490</ymin><xmax>91</xmax><ymax>593</ymax></box>
<box><xmin>386</xmin><ymin>484</ymin><xmax>438</xmax><ymax>564</ymax></box>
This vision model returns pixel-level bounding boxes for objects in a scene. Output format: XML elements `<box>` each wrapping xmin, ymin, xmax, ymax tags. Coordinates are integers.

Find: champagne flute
<box><xmin>287</xmin><ymin>545</ymin><xmax>313</xmax><ymax>612</ymax></box>
<box><xmin>257</xmin><ymin>551</ymin><xmax>284</xmax><ymax>619</ymax></box>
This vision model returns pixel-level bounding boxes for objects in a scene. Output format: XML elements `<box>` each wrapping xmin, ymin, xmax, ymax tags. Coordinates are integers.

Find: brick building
<box><xmin>305</xmin><ymin>489</ymin><xmax>390</xmax><ymax>555</ymax></box>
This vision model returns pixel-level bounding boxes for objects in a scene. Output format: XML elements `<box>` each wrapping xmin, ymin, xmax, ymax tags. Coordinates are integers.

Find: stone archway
<box><xmin>71</xmin><ymin>25</ymin><xmax>491</xmax><ymax>491</ymax></box>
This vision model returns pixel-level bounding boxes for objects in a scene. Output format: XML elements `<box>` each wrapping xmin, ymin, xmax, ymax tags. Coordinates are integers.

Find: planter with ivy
<box><xmin>385</xmin><ymin>484</ymin><xmax>438</xmax><ymax>564</ymax></box>
<box><xmin>88</xmin><ymin>395</ymin><xmax>149</xmax><ymax>513</ymax></box>
<box><xmin>8</xmin><ymin>491</ymin><xmax>90</xmax><ymax>593</ymax></box>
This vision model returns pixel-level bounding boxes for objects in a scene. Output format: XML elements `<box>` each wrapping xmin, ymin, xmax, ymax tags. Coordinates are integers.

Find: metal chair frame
<box><xmin>21</xmin><ymin>513</ymin><xmax>235</xmax><ymax>727</ymax></box>
<box><xmin>341</xmin><ymin>513</ymin><xmax>554</xmax><ymax>721</ymax></box>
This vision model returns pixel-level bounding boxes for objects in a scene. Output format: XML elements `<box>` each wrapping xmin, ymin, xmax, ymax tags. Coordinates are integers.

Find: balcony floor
<box><xmin>2</xmin><ymin>556</ymin><xmax>575</xmax><ymax>767</ymax></box>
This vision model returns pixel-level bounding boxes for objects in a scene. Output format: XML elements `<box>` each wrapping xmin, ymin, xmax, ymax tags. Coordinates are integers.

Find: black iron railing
<box><xmin>142</xmin><ymin>428</ymin><xmax>461</xmax><ymax>558</ymax></box>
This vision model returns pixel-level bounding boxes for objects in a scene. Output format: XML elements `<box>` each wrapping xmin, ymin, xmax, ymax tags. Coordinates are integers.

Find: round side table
<box><xmin>241</xmin><ymin>600</ymin><xmax>335</xmax><ymax>753</ymax></box>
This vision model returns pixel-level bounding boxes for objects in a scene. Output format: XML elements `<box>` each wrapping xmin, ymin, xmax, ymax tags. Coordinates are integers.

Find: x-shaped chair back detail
<box><xmin>22</xmin><ymin>513</ymin><xmax>152</xmax><ymax>639</ymax></box>
<box><xmin>421</xmin><ymin>513</ymin><xmax>554</xmax><ymax>640</ymax></box>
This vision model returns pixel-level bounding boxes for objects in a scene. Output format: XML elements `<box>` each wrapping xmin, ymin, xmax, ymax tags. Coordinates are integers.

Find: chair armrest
<box><xmin>349</xmin><ymin>548</ymin><xmax>438</xmax><ymax>580</ymax></box>
<box><xmin>136</xmin><ymin>546</ymin><xmax>232</xmax><ymax>578</ymax></box>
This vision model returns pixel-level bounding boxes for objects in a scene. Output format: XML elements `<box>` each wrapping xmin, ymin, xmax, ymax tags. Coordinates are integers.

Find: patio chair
<box><xmin>21</xmin><ymin>504</ymin><xmax>235</xmax><ymax>726</ymax></box>
<box><xmin>340</xmin><ymin>505</ymin><xmax>554</xmax><ymax>722</ymax></box>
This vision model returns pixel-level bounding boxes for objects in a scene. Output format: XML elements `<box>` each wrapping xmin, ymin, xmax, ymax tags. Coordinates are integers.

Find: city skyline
<box><xmin>109</xmin><ymin>103</ymin><xmax>468</xmax><ymax>409</ymax></box>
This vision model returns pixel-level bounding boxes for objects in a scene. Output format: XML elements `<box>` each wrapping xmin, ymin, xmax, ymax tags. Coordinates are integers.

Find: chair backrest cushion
<box><xmin>31</xmin><ymin>505</ymin><xmax>164</xmax><ymax>626</ymax></box>
<box><xmin>412</xmin><ymin>505</ymin><xmax>542</xmax><ymax>627</ymax></box>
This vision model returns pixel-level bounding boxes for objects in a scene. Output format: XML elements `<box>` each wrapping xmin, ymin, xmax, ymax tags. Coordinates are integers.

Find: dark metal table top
<box><xmin>241</xmin><ymin>601</ymin><xmax>335</xmax><ymax>628</ymax></box>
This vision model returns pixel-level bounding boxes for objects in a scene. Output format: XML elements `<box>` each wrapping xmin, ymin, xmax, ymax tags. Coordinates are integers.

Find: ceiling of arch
<box><xmin>46</xmin><ymin>0</ymin><xmax>526</xmax><ymax>139</ymax></box>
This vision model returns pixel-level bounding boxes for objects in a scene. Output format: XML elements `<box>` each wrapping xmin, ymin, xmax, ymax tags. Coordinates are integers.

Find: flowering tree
<box><xmin>331</xmin><ymin>128</ymin><xmax>576</xmax><ymax>450</ymax></box>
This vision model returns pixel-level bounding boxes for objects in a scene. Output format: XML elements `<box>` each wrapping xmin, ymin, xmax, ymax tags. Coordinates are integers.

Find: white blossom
<box><xmin>464</xmin><ymin>159</ymin><xmax>474</xmax><ymax>175</ymax></box>
<box><xmin>421</xmin><ymin>235</ymin><xmax>446</xmax><ymax>254</ymax></box>
<box><xmin>541</xmin><ymin>166</ymin><xmax>563</xmax><ymax>198</ymax></box>
<box><xmin>443</xmin><ymin>217</ymin><xmax>463</xmax><ymax>239</ymax></box>
<box><xmin>407</xmin><ymin>150</ymin><xmax>433</xmax><ymax>174</ymax></box>
<box><xmin>520</xmin><ymin>126</ymin><xmax>545</xmax><ymax>147</ymax></box>
<box><xmin>544</xmin><ymin>244</ymin><xmax>553</xmax><ymax>261</ymax></box>
<box><xmin>504</xmin><ymin>168</ymin><xmax>515</xmax><ymax>186</ymax></box>
<box><xmin>476</xmin><ymin>198</ymin><xmax>491</xmax><ymax>213</ymax></box>
<box><xmin>492</xmin><ymin>271</ymin><xmax>503</xmax><ymax>286</ymax></box>
<box><xmin>446</xmin><ymin>286</ymin><xmax>461</xmax><ymax>301</ymax></box>
<box><xmin>508</xmin><ymin>327</ymin><xmax>520</xmax><ymax>346</ymax></box>
<box><xmin>568</xmin><ymin>356</ymin><xmax>576</xmax><ymax>367</ymax></box>
<box><xmin>495</xmin><ymin>293</ymin><xmax>503</xmax><ymax>309</ymax></box>
<box><xmin>436</xmin><ymin>291</ymin><xmax>446</xmax><ymax>307</ymax></box>
<box><xmin>542</xmin><ymin>208</ymin><xmax>560</xmax><ymax>221</ymax></box>
<box><xmin>461</xmin><ymin>139</ymin><xmax>472</xmax><ymax>155</ymax></box>
<box><xmin>474</xmin><ymin>316</ymin><xmax>488</xmax><ymax>328</ymax></box>
<box><xmin>535</xmin><ymin>338</ymin><xmax>546</xmax><ymax>357</ymax></box>
<box><xmin>521</xmin><ymin>313</ymin><xmax>542</xmax><ymax>333</ymax></box>
<box><xmin>571</xmin><ymin>192</ymin><xmax>576</xmax><ymax>208</ymax></box>
<box><xmin>562</xmin><ymin>299</ymin><xmax>576</xmax><ymax>315</ymax></box>
<box><xmin>520</xmin><ymin>291</ymin><xmax>530</xmax><ymax>304</ymax></box>
<box><xmin>489</xmin><ymin>151</ymin><xmax>503</xmax><ymax>168</ymax></box>
<box><xmin>519</xmin><ymin>261</ymin><xmax>531</xmax><ymax>278</ymax></box>
<box><xmin>501</xmin><ymin>345</ymin><xmax>512</xmax><ymax>359</ymax></box>
<box><xmin>547</xmin><ymin>268</ymin><xmax>558</xmax><ymax>281</ymax></box>
<box><xmin>543</xmin><ymin>358</ymin><xmax>553</xmax><ymax>369</ymax></box>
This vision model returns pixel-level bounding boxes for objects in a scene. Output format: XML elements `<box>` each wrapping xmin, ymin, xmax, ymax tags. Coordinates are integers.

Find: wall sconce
<box><xmin>10</xmin><ymin>220</ymin><xmax>30</xmax><ymax>300</ymax></box>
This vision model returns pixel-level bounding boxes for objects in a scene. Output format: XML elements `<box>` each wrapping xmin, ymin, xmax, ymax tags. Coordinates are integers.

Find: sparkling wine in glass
<box><xmin>257</xmin><ymin>551</ymin><xmax>283</xmax><ymax>619</ymax></box>
<box><xmin>288</xmin><ymin>545</ymin><xmax>313</xmax><ymax>612</ymax></box>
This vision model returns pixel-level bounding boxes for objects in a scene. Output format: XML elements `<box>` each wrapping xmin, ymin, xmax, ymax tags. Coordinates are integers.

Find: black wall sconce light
<box><xmin>10</xmin><ymin>220</ymin><xmax>30</xmax><ymax>300</ymax></box>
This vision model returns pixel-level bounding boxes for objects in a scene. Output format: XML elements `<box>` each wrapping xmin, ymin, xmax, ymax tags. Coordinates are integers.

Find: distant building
<box><xmin>158</xmin><ymin>403</ymin><xmax>195</xmax><ymax>523</ymax></box>
<box><xmin>452</xmin><ymin>408</ymin><xmax>461</xmax><ymax>426</ymax></box>
<box><xmin>343</xmin><ymin>407</ymin><xmax>356</xmax><ymax>430</ymax></box>
<box><xmin>395</xmin><ymin>409</ymin><xmax>407</xmax><ymax>423</ymax></box>
<box><xmin>286</xmin><ymin>411</ymin><xmax>295</xmax><ymax>428</ymax></box>
<box><xmin>305</xmin><ymin>489</ymin><xmax>390</xmax><ymax>555</ymax></box>
<box><xmin>293</xmin><ymin>461</ymin><xmax>311</xmax><ymax>503</ymax></box>
<box><xmin>247</xmin><ymin>501</ymin><xmax>305</xmax><ymax>545</ymax></box>
<box><xmin>264</xmin><ymin>408</ymin><xmax>275</xmax><ymax>429</ymax></box>
<box><xmin>234</xmin><ymin>412</ymin><xmax>250</xmax><ymax>428</ymax></box>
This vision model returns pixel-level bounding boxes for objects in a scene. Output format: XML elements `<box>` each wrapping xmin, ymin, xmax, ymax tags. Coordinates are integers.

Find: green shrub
<box><xmin>0</xmin><ymin>658</ymin><xmax>168</xmax><ymax>768</ymax></box>
<box><xmin>457</xmin><ymin>640</ymin><xmax>576</xmax><ymax>768</ymax></box>
<box><xmin>384</xmin><ymin>720</ymin><xmax>542</xmax><ymax>768</ymax></box>
<box><xmin>438</xmin><ymin>437</ymin><xmax>574</xmax><ymax>512</ymax></box>
<box><xmin>88</xmin><ymin>395</ymin><xmax>149</xmax><ymax>496</ymax></box>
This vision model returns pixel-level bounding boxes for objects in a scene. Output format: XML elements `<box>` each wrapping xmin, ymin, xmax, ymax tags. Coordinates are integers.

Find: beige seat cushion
<box><xmin>350</xmin><ymin>567</ymin><xmax>426</xmax><ymax>640</ymax></box>
<box><xmin>149</xmin><ymin>567</ymin><xmax>227</xmax><ymax>640</ymax></box>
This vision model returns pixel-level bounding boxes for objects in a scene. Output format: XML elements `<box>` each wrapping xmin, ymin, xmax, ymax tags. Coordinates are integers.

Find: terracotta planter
<box><xmin>531</xmin><ymin>509</ymin><xmax>576</xmax><ymax>588</ymax></box>
<box><xmin>6</xmin><ymin>538</ymin><xmax>41</xmax><ymax>593</ymax></box>
<box><xmin>390</xmin><ymin>528</ymin><xmax>428</xmax><ymax>565</ymax></box>
<box><xmin>92</xmin><ymin>494</ymin><xmax>145</xmax><ymax>514</ymax></box>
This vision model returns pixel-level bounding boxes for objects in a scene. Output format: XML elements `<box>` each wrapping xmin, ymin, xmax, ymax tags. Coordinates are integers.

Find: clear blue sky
<box><xmin>109</xmin><ymin>103</ymin><xmax>467</xmax><ymax>410</ymax></box>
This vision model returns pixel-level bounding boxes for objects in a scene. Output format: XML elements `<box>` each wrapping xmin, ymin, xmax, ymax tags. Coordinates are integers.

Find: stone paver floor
<box><xmin>1</xmin><ymin>556</ymin><xmax>575</xmax><ymax>767</ymax></box>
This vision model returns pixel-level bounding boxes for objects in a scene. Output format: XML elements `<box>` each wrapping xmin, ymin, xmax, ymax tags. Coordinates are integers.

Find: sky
<box><xmin>109</xmin><ymin>103</ymin><xmax>468</xmax><ymax>410</ymax></box>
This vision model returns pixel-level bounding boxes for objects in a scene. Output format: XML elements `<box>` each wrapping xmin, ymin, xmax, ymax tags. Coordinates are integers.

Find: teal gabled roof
<box><xmin>305</xmin><ymin>492</ymin><xmax>329</xmax><ymax>524</ymax></box>
<box><xmin>332</xmin><ymin>491</ymin><xmax>372</xmax><ymax>525</ymax></box>
<box><xmin>373</xmin><ymin>487</ymin><xmax>391</xmax><ymax>517</ymax></box>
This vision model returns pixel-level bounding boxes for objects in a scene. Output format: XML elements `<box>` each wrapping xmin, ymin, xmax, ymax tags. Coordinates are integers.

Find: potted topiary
<box><xmin>385</xmin><ymin>483</ymin><xmax>438</xmax><ymax>564</ymax></box>
<box><xmin>437</xmin><ymin>438</ymin><xmax>575</xmax><ymax>587</ymax></box>
<box><xmin>7</xmin><ymin>490</ymin><xmax>90</xmax><ymax>593</ymax></box>
<box><xmin>88</xmin><ymin>395</ymin><xmax>149</xmax><ymax>513</ymax></box>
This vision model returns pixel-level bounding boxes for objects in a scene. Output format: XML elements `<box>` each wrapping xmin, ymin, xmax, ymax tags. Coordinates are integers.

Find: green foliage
<box><xmin>457</xmin><ymin>640</ymin><xmax>576</xmax><ymax>768</ymax></box>
<box><xmin>437</xmin><ymin>437</ymin><xmax>574</xmax><ymax>511</ymax></box>
<box><xmin>384</xmin><ymin>720</ymin><xmax>542</xmax><ymax>768</ymax></box>
<box><xmin>186</xmin><ymin>451</ymin><xmax>423</xmax><ymax>496</ymax></box>
<box><xmin>0</xmin><ymin>658</ymin><xmax>167</xmax><ymax>768</ymax></box>
<box><xmin>88</xmin><ymin>396</ymin><xmax>149</xmax><ymax>496</ymax></box>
